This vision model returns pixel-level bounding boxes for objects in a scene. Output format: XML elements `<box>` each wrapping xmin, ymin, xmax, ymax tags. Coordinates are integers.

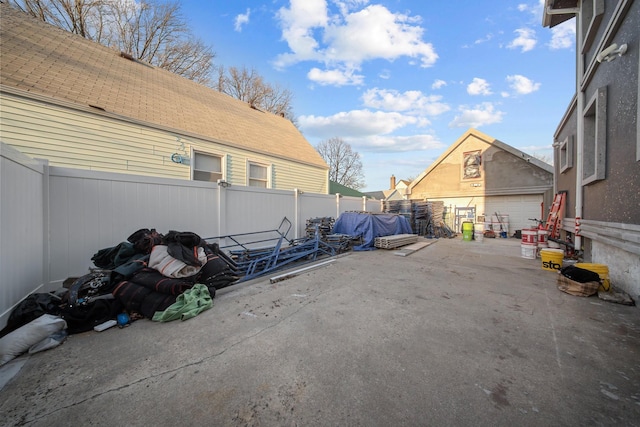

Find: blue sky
<box><xmin>182</xmin><ymin>0</ymin><xmax>576</xmax><ymax>191</ymax></box>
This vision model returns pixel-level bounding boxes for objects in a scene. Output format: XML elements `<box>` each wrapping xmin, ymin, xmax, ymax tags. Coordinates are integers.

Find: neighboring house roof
<box><xmin>363</xmin><ymin>191</ymin><xmax>385</xmax><ymax>200</ymax></box>
<box><xmin>329</xmin><ymin>181</ymin><xmax>369</xmax><ymax>198</ymax></box>
<box><xmin>409</xmin><ymin>128</ymin><xmax>553</xmax><ymax>192</ymax></box>
<box><xmin>362</xmin><ymin>189</ymin><xmax>399</xmax><ymax>201</ymax></box>
<box><xmin>0</xmin><ymin>4</ymin><xmax>327</xmax><ymax>170</ymax></box>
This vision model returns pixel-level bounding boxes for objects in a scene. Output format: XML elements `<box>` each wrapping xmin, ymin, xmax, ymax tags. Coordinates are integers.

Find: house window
<box><xmin>580</xmin><ymin>0</ymin><xmax>604</xmax><ymax>54</ymax></box>
<box><xmin>193</xmin><ymin>151</ymin><xmax>223</xmax><ymax>182</ymax></box>
<box><xmin>559</xmin><ymin>135</ymin><xmax>574</xmax><ymax>173</ymax></box>
<box><xmin>582</xmin><ymin>86</ymin><xmax>607</xmax><ymax>185</ymax></box>
<box><xmin>248</xmin><ymin>161</ymin><xmax>270</xmax><ymax>188</ymax></box>
<box><xmin>462</xmin><ymin>150</ymin><xmax>482</xmax><ymax>179</ymax></box>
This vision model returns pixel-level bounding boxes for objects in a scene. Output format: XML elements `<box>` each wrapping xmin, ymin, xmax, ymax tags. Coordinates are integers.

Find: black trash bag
<box><xmin>0</xmin><ymin>293</ymin><xmax>63</xmax><ymax>338</ymax></box>
<box><xmin>560</xmin><ymin>265</ymin><xmax>601</xmax><ymax>283</ymax></box>
<box><xmin>60</xmin><ymin>298</ymin><xmax>122</xmax><ymax>334</ymax></box>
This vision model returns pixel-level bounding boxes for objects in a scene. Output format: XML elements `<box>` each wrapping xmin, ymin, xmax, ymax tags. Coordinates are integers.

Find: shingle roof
<box><xmin>0</xmin><ymin>4</ymin><xmax>327</xmax><ymax>169</ymax></box>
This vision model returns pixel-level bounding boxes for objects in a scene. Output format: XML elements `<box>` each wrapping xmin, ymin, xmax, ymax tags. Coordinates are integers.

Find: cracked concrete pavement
<box><xmin>1</xmin><ymin>237</ymin><xmax>639</xmax><ymax>426</ymax></box>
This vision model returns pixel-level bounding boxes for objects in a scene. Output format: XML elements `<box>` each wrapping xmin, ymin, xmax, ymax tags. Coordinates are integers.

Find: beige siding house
<box><xmin>408</xmin><ymin>129</ymin><xmax>554</xmax><ymax>233</ymax></box>
<box><xmin>0</xmin><ymin>4</ymin><xmax>329</xmax><ymax>194</ymax></box>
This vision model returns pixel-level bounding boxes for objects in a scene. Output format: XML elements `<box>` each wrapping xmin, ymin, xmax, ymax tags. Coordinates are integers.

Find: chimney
<box><xmin>390</xmin><ymin>175</ymin><xmax>396</xmax><ymax>189</ymax></box>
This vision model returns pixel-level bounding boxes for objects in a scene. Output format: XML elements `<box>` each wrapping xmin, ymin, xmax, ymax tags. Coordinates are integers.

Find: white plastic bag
<box><xmin>0</xmin><ymin>314</ymin><xmax>67</xmax><ymax>365</ymax></box>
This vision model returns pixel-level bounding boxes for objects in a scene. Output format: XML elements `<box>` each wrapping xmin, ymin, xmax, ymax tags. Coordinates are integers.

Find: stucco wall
<box><xmin>554</xmin><ymin>99</ymin><xmax>578</xmax><ymax>219</ymax></box>
<box><xmin>411</xmin><ymin>132</ymin><xmax>552</xmax><ymax>199</ymax></box>
<box><xmin>581</xmin><ymin>0</ymin><xmax>639</xmax><ymax>224</ymax></box>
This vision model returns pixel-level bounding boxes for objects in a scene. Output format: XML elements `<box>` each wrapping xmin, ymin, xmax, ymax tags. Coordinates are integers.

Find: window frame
<box><xmin>246</xmin><ymin>160</ymin><xmax>272</xmax><ymax>188</ymax></box>
<box><xmin>559</xmin><ymin>135</ymin><xmax>574</xmax><ymax>173</ymax></box>
<box><xmin>580</xmin><ymin>0</ymin><xmax>604</xmax><ymax>54</ymax></box>
<box><xmin>582</xmin><ymin>86</ymin><xmax>607</xmax><ymax>185</ymax></box>
<box><xmin>461</xmin><ymin>150</ymin><xmax>482</xmax><ymax>180</ymax></box>
<box><xmin>191</xmin><ymin>149</ymin><xmax>226</xmax><ymax>183</ymax></box>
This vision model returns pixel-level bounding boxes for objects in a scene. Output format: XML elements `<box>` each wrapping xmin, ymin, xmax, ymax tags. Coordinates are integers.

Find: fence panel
<box><xmin>1</xmin><ymin>145</ymin><xmax>386</xmax><ymax>329</ymax></box>
<box><xmin>47</xmin><ymin>168</ymin><xmax>219</xmax><ymax>286</ymax></box>
<box><xmin>1</xmin><ymin>144</ymin><xmax>45</xmax><ymax>326</ymax></box>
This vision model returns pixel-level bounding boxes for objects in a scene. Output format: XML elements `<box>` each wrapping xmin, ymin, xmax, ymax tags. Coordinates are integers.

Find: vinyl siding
<box><xmin>1</xmin><ymin>93</ymin><xmax>328</xmax><ymax>193</ymax></box>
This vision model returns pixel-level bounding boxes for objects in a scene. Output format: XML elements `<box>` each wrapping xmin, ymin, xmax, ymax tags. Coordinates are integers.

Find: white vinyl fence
<box><xmin>1</xmin><ymin>143</ymin><xmax>381</xmax><ymax>328</ymax></box>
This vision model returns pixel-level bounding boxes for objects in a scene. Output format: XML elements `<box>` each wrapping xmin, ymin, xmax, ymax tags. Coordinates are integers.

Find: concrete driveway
<box><xmin>1</xmin><ymin>237</ymin><xmax>639</xmax><ymax>426</ymax></box>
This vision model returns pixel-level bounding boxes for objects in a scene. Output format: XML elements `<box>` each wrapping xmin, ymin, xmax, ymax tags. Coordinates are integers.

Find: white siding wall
<box><xmin>1</xmin><ymin>93</ymin><xmax>328</xmax><ymax>194</ymax></box>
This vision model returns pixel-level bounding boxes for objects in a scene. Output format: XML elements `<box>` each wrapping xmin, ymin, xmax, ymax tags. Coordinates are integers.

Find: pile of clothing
<box><xmin>92</xmin><ymin>228</ymin><xmax>239</xmax><ymax>321</ymax></box>
<box><xmin>0</xmin><ymin>228</ymin><xmax>238</xmax><ymax>365</ymax></box>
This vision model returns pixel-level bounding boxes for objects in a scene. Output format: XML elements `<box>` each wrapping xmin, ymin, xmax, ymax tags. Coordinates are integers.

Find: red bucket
<box><xmin>522</xmin><ymin>229</ymin><xmax>538</xmax><ymax>245</ymax></box>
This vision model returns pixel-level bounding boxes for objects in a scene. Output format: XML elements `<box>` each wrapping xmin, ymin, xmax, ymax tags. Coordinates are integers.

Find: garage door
<box><xmin>485</xmin><ymin>195</ymin><xmax>543</xmax><ymax>234</ymax></box>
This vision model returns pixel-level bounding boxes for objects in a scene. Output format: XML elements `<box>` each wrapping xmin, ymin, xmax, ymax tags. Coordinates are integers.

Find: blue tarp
<box><xmin>333</xmin><ymin>213</ymin><xmax>413</xmax><ymax>251</ymax></box>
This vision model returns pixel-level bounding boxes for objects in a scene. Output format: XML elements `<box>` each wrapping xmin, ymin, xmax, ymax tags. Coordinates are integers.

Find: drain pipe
<box><xmin>574</xmin><ymin>7</ymin><xmax>583</xmax><ymax>252</ymax></box>
<box><xmin>544</xmin><ymin>0</ymin><xmax>582</xmax><ymax>252</ymax></box>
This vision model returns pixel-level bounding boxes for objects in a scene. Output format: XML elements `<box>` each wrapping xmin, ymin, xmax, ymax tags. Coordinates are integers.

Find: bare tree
<box><xmin>9</xmin><ymin>0</ymin><xmax>215</xmax><ymax>85</ymax></box>
<box><xmin>215</xmin><ymin>65</ymin><xmax>295</xmax><ymax>120</ymax></box>
<box><xmin>531</xmin><ymin>152</ymin><xmax>553</xmax><ymax>166</ymax></box>
<box><xmin>316</xmin><ymin>137</ymin><xmax>365</xmax><ymax>190</ymax></box>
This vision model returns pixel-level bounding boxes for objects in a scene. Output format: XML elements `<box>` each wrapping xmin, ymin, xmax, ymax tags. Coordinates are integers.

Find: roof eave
<box><xmin>542</xmin><ymin>0</ymin><xmax>579</xmax><ymax>28</ymax></box>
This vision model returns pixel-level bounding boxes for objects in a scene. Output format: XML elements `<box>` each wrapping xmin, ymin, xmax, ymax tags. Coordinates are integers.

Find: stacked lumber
<box><xmin>374</xmin><ymin>234</ymin><xmax>418</xmax><ymax>249</ymax></box>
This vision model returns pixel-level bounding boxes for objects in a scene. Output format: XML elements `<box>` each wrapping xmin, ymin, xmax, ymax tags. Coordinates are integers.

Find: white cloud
<box><xmin>307</xmin><ymin>67</ymin><xmax>364</xmax><ymax>86</ymax></box>
<box><xmin>508</xmin><ymin>28</ymin><xmax>537</xmax><ymax>52</ymax></box>
<box><xmin>517</xmin><ymin>1</ymin><xmax>545</xmax><ymax>23</ymax></box>
<box><xmin>506</xmin><ymin>74</ymin><xmax>540</xmax><ymax>94</ymax></box>
<box><xmin>474</xmin><ymin>33</ymin><xmax>493</xmax><ymax>45</ymax></box>
<box><xmin>361</xmin><ymin>88</ymin><xmax>450</xmax><ymax>116</ymax></box>
<box><xmin>333</xmin><ymin>0</ymin><xmax>370</xmax><ymax>16</ymax></box>
<box><xmin>467</xmin><ymin>78</ymin><xmax>492</xmax><ymax>96</ymax></box>
<box><xmin>299</xmin><ymin>109</ymin><xmax>418</xmax><ymax>139</ymax></box>
<box><xmin>274</xmin><ymin>1</ymin><xmax>437</xmax><ymax>84</ymax></box>
<box><xmin>432</xmin><ymin>79</ymin><xmax>447</xmax><ymax>89</ymax></box>
<box><xmin>549</xmin><ymin>20</ymin><xmax>575</xmax><ymax>49</ymax></box>
<box><xmin>346</xmin><ymin>134</ymin><xmax>444</xmax><ymax>152</ymax></box>
<box><xmin>274</xmin><ymin>0</ymin><xmax>329</xmax><ymax>67</ymax></box>
<box><xmin>234</xmin><ymin>8</ymin><xmax>250</xmax><ymax>32</ymax></box>
<box><xmin>379</xmin><ymin>69</ymin><xmax>391</xmax><ymax>79</ymax></box>
<box><xmin>449</xmin><ymin>102</ymin><xmax>505</xmax><ymax>128</ymax></box>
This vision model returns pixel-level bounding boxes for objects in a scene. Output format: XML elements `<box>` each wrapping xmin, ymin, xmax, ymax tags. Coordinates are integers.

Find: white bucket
<box><xmin>548</xmin><ymin>240</ymin><xmax>561</xmax><ymax>249</ymax></box>
<box><xmin>521</xmin><ymin>244</ymin><xmax>537</xmax><ymax>259</ymax></box>
<box><xmin>474</xmin><ymin>223</ymin><xmax>484</xmax><ymax>242</ymax></box>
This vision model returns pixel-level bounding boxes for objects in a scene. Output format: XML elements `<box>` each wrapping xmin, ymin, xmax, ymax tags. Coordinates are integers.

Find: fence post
<box><xmin>294</xmin><ymin>188</ymin><xmax>301</xmax><ymax>239</ymax></box>
<box><xmin>362</xmin><ymin>196</ymin><xmax>367</xmax><ymax>212</ymax></box>
<box><xmin>41</xmin><ymin>159</ymin><xmax>50</xmax><ymax>288</ymax></box>
<box><xmin>336</xmin><ymin>193</ymin><xmax>341</xmax><ymax>219</ymax></box>
<box><xmin>217</xmin><ymin>180</ymin><xmax>228</xmax><ymax>238</ymax></box>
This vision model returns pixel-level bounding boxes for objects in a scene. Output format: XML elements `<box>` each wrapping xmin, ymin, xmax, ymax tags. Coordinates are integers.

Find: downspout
<box><xmin>574</xmin><ymin>5</ymin><xmax>583</xmax><ymax>252</ymax></box>
<box><xmin>544</xmin><ymin>0</ymin><xmax>582</xmax><ymax>251</ymax></box>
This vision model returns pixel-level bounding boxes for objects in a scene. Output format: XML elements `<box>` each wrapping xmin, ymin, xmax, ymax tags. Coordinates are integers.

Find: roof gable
<box><xmin>409</xmin><ymin>128</ymin><xmax>553</xmax><ymax>192</ymax></box>
<box><xmin>0</xmin><ymin>4</ymin><xmax>327</xmax><ymax>169</ymax></box>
